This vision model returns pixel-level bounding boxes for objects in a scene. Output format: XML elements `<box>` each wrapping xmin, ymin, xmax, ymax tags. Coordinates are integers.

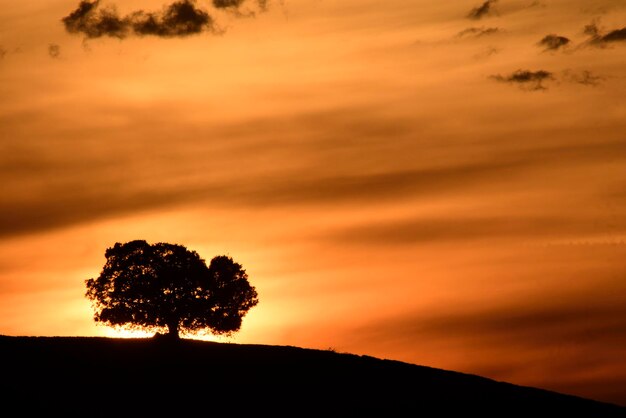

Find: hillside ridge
<box><xmin>1</xmin><ymin>335</ymin><xmax>624</xmax><ymax>416</ymax></box>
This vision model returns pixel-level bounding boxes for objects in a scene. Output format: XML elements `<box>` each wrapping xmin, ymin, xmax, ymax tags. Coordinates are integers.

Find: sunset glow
<box><xmin>1</xmin><ymin>0</ymin><xmax>625</xmax><ymax>406</ymax></box>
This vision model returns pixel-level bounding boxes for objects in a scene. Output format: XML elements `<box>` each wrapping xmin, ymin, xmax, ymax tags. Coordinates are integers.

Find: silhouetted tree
<box><xmin>85</xmin><ymin>240</ymin><xmax>258</xmax><ymax>339</ymax></box>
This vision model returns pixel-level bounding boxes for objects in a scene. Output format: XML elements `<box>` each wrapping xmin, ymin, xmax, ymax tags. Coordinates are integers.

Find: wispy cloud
<box><xmin>538</xmin><ymin>34</ymin><xmax>570</xmax><ymax>51</ymax></box>
<box><xmin>48</xmin><ymin>44</ymin><xmax>61</xmax><ymax>59</ymax></box>
<box><xmin>0</xmin><ymin>159</ymin><xmax>530</xmax><ymax>238</ymax></box>
<box><xmin>562</xmin><ymin>70</ymin><xmax>604</xmax><ymax>86</ymax></box>
<box><xmin>328</xmin><ymin>213</ymin><xmax>626</xmax><ymax>246</ymax></box>
<box><xmin>473</xmin><ymin>46</ymin><xmax>501</xmax><ymax>60</ymax></box>
<box><xmin>3</xmin><ymin>120</ymin><xmax>623</xmax><ymax>240</ymax></box>
<box><xmin>213</xmin><ymin>0</ymin><xmax>246</xmax><ymax>8</ymax></box>
<box><xmin>457</xmin><ymin>27</ymin><xmax>501</xmax><ymax>38</ymax></box>
<box><xmin>490</xmin><ymin>69</ymin><xmax>554</xmax><ymax>91</ymax></box>
<box><xmin>467</xmin><ymin>0</ymin><xmax>498</xmax><ymax>20</ymax></box>
<box><xmin>601</xmin><ymin>27</ymin><xmax>626</xmax><ymax>43</ymax></box>
<box><xmin>347</xmin><ymin>272</ymin><xmax>626</xmax><ymax>404</ymax></box>
<box><xmin>492</xmin><ymin>68</ymin><xmax>604</xmax><ymax>90</ymax></box>
<box><xmin>585</xmin><ymin>22</ymin><xmax>626</xmax><ymax>46</ymax></box>
<box><xmin>362</xmin><ymin>300</ymin><xmax>626</xmax><ymax>350</ymax></box>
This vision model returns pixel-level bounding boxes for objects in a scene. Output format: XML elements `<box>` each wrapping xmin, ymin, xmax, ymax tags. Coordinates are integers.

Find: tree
<box><xmin>85</xmin><ymin>240</ymin><xmax>258</xmax><ymax>339</ymax></box>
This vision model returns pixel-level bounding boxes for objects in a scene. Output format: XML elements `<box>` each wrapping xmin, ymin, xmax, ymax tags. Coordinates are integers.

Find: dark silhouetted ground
<box><xmin>1</xmin><ymin>335</ymin><xmax>624</xmax><ymax>416</ymax></box>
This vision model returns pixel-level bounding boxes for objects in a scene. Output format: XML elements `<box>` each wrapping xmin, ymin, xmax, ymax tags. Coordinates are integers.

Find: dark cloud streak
<box><xmin>457</xmin><ymin>27</ymin><xmax>500</xmax><ymax>38</ymax></box>
<box><xmin>3</xmin><ymin>135</ymin><xmax>625</xmax><ymax>239</ymax></box>
<box><xmin>490</xmin><ymin>69</ymin><xmax>554</xmax><ymax>91</ymax></box>
<box><xmin>352</xmin><ymin>290</ymin><xmax>626</xmax><ymax>406</ymax></box>
<box><xmin>601</xmin><ymin>27</ymin><xmax>626</xmax><ymax>43</ymax></box>
<box><xmin>2</xmin><ymin>104</ymin><xmax>624</xmax><ymax>239</ymax></box>
<box><xmin>212</xmin><ymin>0</ymin><xmax>270</xmax><ymax>18</ymax></box>
<box><xmin>213</xmin><ymin>0</ymin><xmax>246</xmax><ymax>8</ymax></box>
<box><xmin>327</xmin><ymin>214</ymin><xmax>626</xmax><ymax>245</ymax></box>
<box><xmin>374</xmin><ymin>302</ymin><xmax>626</xmax><ymax>348</ymax></box>
<box><xmin>538</xmin><ymin>34</ymin><xmax>570</xmax><ymax>51</ymax></box>
<box><xmin>0</xmin><ymin>159</ymin><xmax>531</xmax><ymax>238</ymax></box>
<box><xmin>493</xmin><ymin>69</ymin><xmax>604</xmax><ymax>89</ymax></box>
<box><xmin>585</xmin><ymin>22</ymin><xmax>626</xmax><ymax>46</ymax></box>
<box><xmin>467</xmin><ymin>0</ymin><xmax>498</xmax><ymax>20</ymax></box>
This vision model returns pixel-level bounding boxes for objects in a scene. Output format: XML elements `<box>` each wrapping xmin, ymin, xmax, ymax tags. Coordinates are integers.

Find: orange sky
<box><xmin>1</xmin><ymin>0</ymin><xmax>625</xmax><ymax>406</ymax></box>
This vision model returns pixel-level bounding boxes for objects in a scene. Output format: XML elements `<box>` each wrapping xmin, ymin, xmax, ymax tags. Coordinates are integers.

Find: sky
<box><xmin>1</xmin><ymin>0</ymin><xmax>626</xmax><ymax>406</ymax></box>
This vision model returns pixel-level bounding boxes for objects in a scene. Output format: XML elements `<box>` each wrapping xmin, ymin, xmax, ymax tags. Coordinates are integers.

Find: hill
<box><xmin>1</xmin><ymin>335</ymin><xmax>624</xmax><ymax>416</ymax></box>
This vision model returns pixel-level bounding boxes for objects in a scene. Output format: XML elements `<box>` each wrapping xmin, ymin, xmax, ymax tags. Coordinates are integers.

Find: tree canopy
<box><xmin>85</xmin><ymin>240</ymin><xmax>258</xmax><ymax>339</ymax></box>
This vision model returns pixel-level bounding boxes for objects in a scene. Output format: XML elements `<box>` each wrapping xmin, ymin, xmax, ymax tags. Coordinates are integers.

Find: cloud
<box><xmin>490</xmin><ymin>69</ymin><xmax>554</xmax><ymax>91</ymax></box>
<box><xmin>526</xmin><ymin>0</ymin><xmax>546</xmax><ymax>8</ymax></box>
<box><xmin>473</xmin><ymin>46</ymin><xmax>500</xmax><ymax>60</ymax></box>
<box><xmin>212</xmin><ymin>0</ymin><xmax>270</xmax><ymax>18</ymax></box>
<box><xmin>585</xmin><ymin>22</ymin><xmax>626</xmax><ymax>46</ymax></box>
<box><xmin>538</xmin><ymin>34</ymin><xmax>570</xmax><ymax>51</ymax></box>
<box><xmin>5</xmin><ymin>133</ymin><xmax>623</xmax><ymax>239</ymax></box>
<box><xmin>210</xmin><ymin>0</ymin><xmax>270</xmax><ymax>18</ymax></box>
<box><xmin>601</xmin><ymin>27</ymin><xmax>626</xmax><ymax>43</ymax></box>
<box><xmin>213</xmin><ymin>0</ymin><xmax>244</xmax><ymax>7</ymax></box>
<box><xmin>62</xmin><ymin>0</ymin><xmax>100</xmax><ymax>33</ymax></box>
<box><xmin>48</xmin><ymin>44</ymin><xmax>61</xmax><ymax>59</ymax></box>
<box><xmin>62</xmin><ymin>1</ymin><xmax>129</xmax><ymax>39</ymax></box>
<box><xmin>370</xmin><ymin>301</ymin><xmax>626</xmax><ymax>350</ymax></box>
<box><xmin>130</xmin><ymin>1</ymin><xmax>213</xmax><ymax>37</ymax></box>
<box><xmin>327</xmin><ymin>213</ymin><xmax>626</xmax><ymax>246</ymax></box>
<box><xmin>467</xmin><ymin>0</ymin><xmax>498</xmax><ymax>20</ymax></box>
<box><xmin>492</xmin><ymin>68</ymin><xmax>603</xmax><ymax>90</ymax></box>
<box><xmin>562</xmin><ymin>70</ymin><xmax>604</xmax><ymax>87</ymax></box>
<box><xmin>457</xmin><ymin>27</ymin><xmax>501</xmax><ymax>38</ymax></box>
<box><xmin>62</xmin><ymin>0</ymin><xmax>217</xmax><ymax>39</ymax></box>
<box><xmin>349</xmin><ymin>280</ymin><xmax>626</xmax><ymax>406</ymax></box>
<box><xmin>584</xmin><ymin>21</ymin><xmax>602</xmax><ymax>39</ymax></box>
<box><xmin>0</xmin><ymin>156</ymin><xmax>536</xmax><ymax>239</ymax></box>
<box><xmin>2</xmin><ymin>99</ymin><xmax>624</xmax><ymax>239</ymax></box>
<box><xmin>213</xmin><ymin>0</ymin><xmax>248</xmax><ymax>8</ymax></box>
<box><xmin>242</xmin><ymin>160</ymin><xmax>535</xmax><ymax>206</ymax></box>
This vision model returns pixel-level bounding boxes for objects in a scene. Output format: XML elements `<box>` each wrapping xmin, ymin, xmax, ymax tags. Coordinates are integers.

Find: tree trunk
<box><xmin>167</xmin><ymin>320</ymin><xmax>179</xmax><ymax>339</ymax></box>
